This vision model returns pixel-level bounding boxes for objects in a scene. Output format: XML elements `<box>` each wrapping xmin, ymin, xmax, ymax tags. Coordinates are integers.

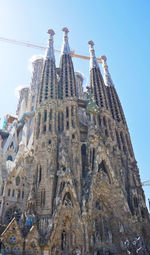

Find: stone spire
<box><xmin>45</xmin><ymin>29</ymin><xmax>55</xmax><ymax>61</ymax></box>
<box><xmin>88</xmin><ymin>41</ymin><xmax>108</xmax><ymax>109</ymax></box>
<box><xmin>61</xmin><ymin>27</ymin><xmax>71</xmax><ymax>55</ymax></box>
<box><xmin>59</xmin><ymin>27</ymin><xmax>76</xmax><ymax>98</ymax></box>
<box><xmin>101</xmin><ymin>55</ymin><xmax>126</xmax><ymax>124</ymax></box>
<box><xmin>88</xmin><ymin>40</ymin><xmax>99</xmax><ymax>70</ymax></box>
<box><xmin>38</xmin><ymin>29</ymin><xmax>57</xmax><ymax>103</ymax></box>
<box><xmin>101</xmin><ymin>55</ymin><xmax>114</xmax><ymax>87</ymax></box>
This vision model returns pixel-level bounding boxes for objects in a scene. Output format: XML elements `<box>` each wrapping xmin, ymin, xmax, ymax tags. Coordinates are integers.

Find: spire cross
<box><xmin>62</xmin><ymin>27</ymin><xmax>69</xmax><ymax>35</ymax></box>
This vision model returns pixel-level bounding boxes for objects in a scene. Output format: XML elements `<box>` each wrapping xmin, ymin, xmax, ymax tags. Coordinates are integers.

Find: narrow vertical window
<box><xmin>92</xmin><ymin>148</ymin><xmax>95</xmax><ymax>171</ymax></box>
<box><xmin>98</xmin><ymin>115</ymin><xmax>101</xmax><ymax>127</ymax></box>
<box><xmin>61</xmin><ymin>112</ymin><xmax>64</xmax><ymax>131</ymax></box>
<box><xmin>66</xmin><ymin>107</ymin><xmax>69</xmax><ymax>118</ymax></box>
<box><xmin>8</xmin><ymin>189</ymin><xmax>11</xmax><ymax>196</ymax></box>
<box><xmin>12</xmin><ymin>190</ymin><xmax>15</xmax><ymax>197</ymax></box>
<box><xmin>103</xmin><ymin>116</ymin><xmax>106</xmax><ymax>127</ymax></box>
<box><xmin>44</xmin><ymin>110</ymin><xmax>47</xmax><ymax>122</ymax></box>
<box><xmin>81</xmin><ymin>144</ymin><xmax>87</xmax><ymax>178</ymax></box>
<box><xmin>39</xmin><ymin>165</ymin><xmax>42</xmax><ymax>183</ymax></box>
<box><xmin>58</xmin><ymin>112</ymin><xmax>61</xmax><ymax>132</ymax></box>
<box><xmin>36</xmin><ymin>113</ymin><xmax>41</xmax><ymax>139</ymax></box>
<box><xmin>116</xmin><ymin>130</ymin><xmax>121</xmax><ymax>150</ymax></box>
<box><xmin>120</xmin><ymin>132</ymin><xmax>126</xmax><ymax>152</ymax></box>
<box><xmin>49</xmin><ymin>109</ymin><xmax>53</xmax><ymax>132</ymax></box>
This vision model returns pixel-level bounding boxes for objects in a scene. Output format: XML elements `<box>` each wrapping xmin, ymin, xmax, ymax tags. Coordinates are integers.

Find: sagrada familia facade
<box><xmin>0</xmin><ymin>28</ymin><xmax>149</xmax><ymax>255</ymax></box>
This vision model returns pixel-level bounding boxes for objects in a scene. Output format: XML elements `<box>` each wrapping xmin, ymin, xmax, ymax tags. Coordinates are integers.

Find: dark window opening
<box><xmin>66</xmin><ymin>121</ymin><xmax>69</xmax><ymax>130</ymax></box>
<box><xmin>96</xmin><ymin>201</ymin><xmax>103</xmax><ymax>211</ymax></box>
<box><xmin>103</xmin><ymin>116</ymin><xmax>106</xmax><ymax>127</ymax></box>
<box><xmin>66</xmin><ymin>107</ymin><xmax>69</xmax><ymax>118</ymax></box>
<box><xmin>98</xmin><ymin>160</ymin><xmax>111</xmax><ymax>183</ymax></box>
<box><xmin>39</xmin><ymin>166</ymin><xmax>42</xmax><ymax>183</ymax></box>
<box><xmin>44</xmin><ymin>110</ymin><xmax>47</xmax><ymax>122</ymax></box>
<box><xmin>22</xmin><ymin>191</ymin><xmax>24</xmax><ymax>199</ymax></box>
<box><xmin>43</xmin><ymin>125</ymin><xmax>46</xmax><ymax>133</ymax></box>
<box><xmin>8</xmin><ymin>189</ymin><xmax>11</xmax><ymax>196</ymax></box>
<box><xmin>92</xmin><ymin>148</ymin><xmax>95</xmax><ymax>171</ymax></box>
<box><xmin>81</xmin><ymin>144</ymin><xmax>87</xmax><ymax>178</ymax></box>
<box><xmin>61</xmin><ymin>230</ymin><xmax>67</xmax><ymax>250</ymax></box>
<box><xmin>7</xmin><ymin>155</ymin><xmax>13</xmax><ymax>161</ymax></box>
<box><xmin>18</xmin><ymin>190</ymin><xmax>20</xmax><ymax>199</ymax></box>
<box><xmin>12</xmin><ymin>190</ymin><xmax>15</xmax><ymax>197</ymax></box>
<box><xmin>116</xmin><ymin>130</ymin><xmax>121</xmax><ymax>150</ymax></box>
<box><xmin>63</xmin><ymin>192</ymin><xmax>72</xmax><ymax>207</ymax></box>
<box><xmin>36</xmin><ymin>113</ymin><xmax>41</xmax><ymax>139</ymax></box>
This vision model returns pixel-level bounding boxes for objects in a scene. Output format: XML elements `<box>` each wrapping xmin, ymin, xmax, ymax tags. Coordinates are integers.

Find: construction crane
<box><xmin>142</xmin><ymin>180</ymin><xmax>150</xmax><ymax>187</ymax></box>
<box><xmin>0</xmin><ymin>36</ymin><xmax>102</xmax><ymax>63</ymax></box>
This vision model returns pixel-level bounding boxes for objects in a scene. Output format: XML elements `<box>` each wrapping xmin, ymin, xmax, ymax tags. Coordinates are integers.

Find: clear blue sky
<box><xmin>0</xmin><ymin>0</ymin><xmax>150</xmax><ymax>208</ymax></box>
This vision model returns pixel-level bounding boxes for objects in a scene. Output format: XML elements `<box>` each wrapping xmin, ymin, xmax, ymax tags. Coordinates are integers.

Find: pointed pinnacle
<box><xmin>62</xmin><ymin>27</ymin><xmax>69</xmax><ymax>34</ymax></box>
<box><xmin>88</xmin><ymin>40</ymin><xmax>94</xmax><ymax>47</ymax></box>
<box><xmin>47</xmin><ymin>29</ymin><xmax>55</xmax><ymax>36</ymax></box>
<box><xmin>101</xmin><ymin>55</ymin><xmax>107</xmax><ymax>63</ymax></box>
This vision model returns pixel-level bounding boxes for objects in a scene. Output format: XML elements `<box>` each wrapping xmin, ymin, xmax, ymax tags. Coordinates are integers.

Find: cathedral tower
<box><xmin>0</xmin><ymin>29</ymin><xmax>149</xmax><ymax>255</ymax></box>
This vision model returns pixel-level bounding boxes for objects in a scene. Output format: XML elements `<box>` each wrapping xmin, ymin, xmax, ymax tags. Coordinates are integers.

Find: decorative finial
<box><xmin>101</xmin><ymin>55</ymin><xmax>114</xmax><ymax>87</ymax></box>
<box><xmin>45</xmin><ymin>28</ymin><xmax>55</xmax><ymax>60</ymax></box>
<box><xmin>62</xmin><ymin>27</ymin><xmax>69</xmax><ymax>34</ymax></box>
<box><xmin>88</xmin><ymin>40</ymin><xmax>94</xmax><ymax>47</ymax></box>
<box><xmin>88</xmin><ymin>40</ymin><xmax>99</xmax><ymax>69</ymax></box>
<box><xmin>61</xmin><ymin>27</ymin><xmax>71</xmax><ymax>55</ymax></box>
<box><xmin>47</xmin><ymin>29</ymin><xmax>55</xmax><ymax>36</ymax></box>
<box><xmin>101</xmin><ymin>55</ymin><xmax>107</xmax><ymax>63</ymax></box>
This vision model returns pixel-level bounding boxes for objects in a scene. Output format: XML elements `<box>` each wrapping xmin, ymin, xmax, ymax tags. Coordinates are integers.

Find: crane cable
<box><xmin>0</xmin><ymin>36</ymin><xmax>102</xmax><ymax>63</ymax></box>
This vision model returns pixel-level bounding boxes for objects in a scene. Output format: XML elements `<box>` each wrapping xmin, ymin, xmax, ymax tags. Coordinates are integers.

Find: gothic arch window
<box><xmin>98</xmin><ymin>160</ymin><xmax>111</xmax><ymax>184</ymax></box>
<box><xmin>61</xmin><ymin>230</ymin><xmax>67</xmax><ymax>250</ymax></box>
<box><xmin>81</xmin><ymin>144</ymin><xmax>87</xmax><ymax>178</ymax></box>
<box><xmin>63</xmin><ymin>192</ymin><xmax>72</xmax><ymax>207</ymax></box>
